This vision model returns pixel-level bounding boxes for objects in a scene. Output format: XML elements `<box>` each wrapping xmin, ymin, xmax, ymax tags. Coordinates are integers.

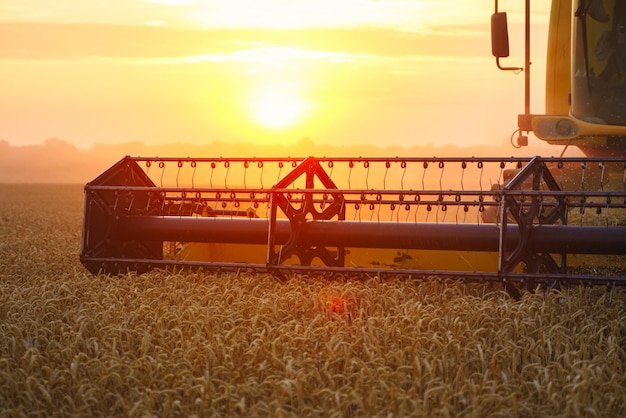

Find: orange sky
<box><xmin>0</xmin><ymin>1</ymin><xmax>555</xmax><ymax>153</ymax></box>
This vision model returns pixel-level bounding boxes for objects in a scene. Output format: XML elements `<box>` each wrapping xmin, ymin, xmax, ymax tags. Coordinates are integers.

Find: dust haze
<box><xmin>0</xmin><ymin>137</ymin><xmax>574</xmax><ymax>184</ymax></box>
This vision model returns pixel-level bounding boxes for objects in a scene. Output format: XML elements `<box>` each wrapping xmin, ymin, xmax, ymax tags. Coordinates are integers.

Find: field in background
<box><xmin>1</xmin><ymin>184</ymin><xmax>625</xmax><ymax>416</ymax></box>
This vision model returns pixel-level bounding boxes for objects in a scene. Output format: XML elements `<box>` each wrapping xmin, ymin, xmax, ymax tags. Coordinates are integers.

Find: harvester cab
<box><xmin>492</xmin><ymin>0</ymin><xmax>626</xmax><ymax>156</ymax></box>
<box><xmin>81</xmin><ymin>1</ymin><xmax>626</xmax><ymax>298</ymax></box>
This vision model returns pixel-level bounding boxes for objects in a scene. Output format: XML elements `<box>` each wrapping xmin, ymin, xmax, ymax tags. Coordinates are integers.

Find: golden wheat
<box><xmin>0</xmin><ymin>184</ymin><xmax>625</xmax><ymax>417</ymax></box>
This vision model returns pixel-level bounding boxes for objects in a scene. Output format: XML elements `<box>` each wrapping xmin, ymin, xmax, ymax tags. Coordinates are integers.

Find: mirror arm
<box><xmin>496</xmin><ymin>57</ymin><xmax>523</xmax><ymax>72</ymax></box>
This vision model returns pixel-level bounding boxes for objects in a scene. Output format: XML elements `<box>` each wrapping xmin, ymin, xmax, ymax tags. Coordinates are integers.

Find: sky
<box><xmin>0</xmin><ymin>1</ymin><xmax>554</xmax><ymax>152</ymax></box>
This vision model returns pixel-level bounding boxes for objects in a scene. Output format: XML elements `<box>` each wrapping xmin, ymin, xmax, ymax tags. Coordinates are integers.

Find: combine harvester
<box><xmin>81</xmin><ymin>0</ymin><xmax>626</xmax><ymax>298</ymax></box>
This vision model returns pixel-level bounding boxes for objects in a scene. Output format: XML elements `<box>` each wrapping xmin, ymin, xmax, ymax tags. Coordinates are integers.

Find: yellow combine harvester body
<box><xmin>521</xmin><ymin>0</ymin><xmax>626</xmax><ymax>154</ymax></box>
<box><xmin>81</xmin><ymin>1</ymin><xmax>626</xmax><ymax>296</ymax></box>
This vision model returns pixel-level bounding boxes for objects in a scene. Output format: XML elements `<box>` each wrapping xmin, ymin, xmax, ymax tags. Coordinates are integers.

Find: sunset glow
<box><xmin>0</xmin><ymin>1</ymin><xmax>553</xmax><ymax>153</ymax></box>
<box><xmin>249</xmin><ymin>83</ymin><xmax>310</xmax><ymax>129</ymax></box>
<box><xmin>188</xmin><ymin>0</ymin><xmax>437</xmax><ymax>30</ymax></box>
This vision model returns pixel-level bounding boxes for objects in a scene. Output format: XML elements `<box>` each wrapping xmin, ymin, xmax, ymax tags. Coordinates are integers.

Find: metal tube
<box><xmin>115</xmin><ymin>216</ymin><xmax>626</xmax><ymax>255</ymax></box>
<box><xmin>116</xmin><ymin>217</ymin><xmax>290</xmax><ymax>244</ymax></box>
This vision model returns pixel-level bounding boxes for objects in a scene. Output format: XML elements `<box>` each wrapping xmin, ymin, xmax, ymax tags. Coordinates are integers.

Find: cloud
<box><xmin>0</xmin><ymin>2</ymin><xmax>551</xmax><ymax>32</ymax></box>
<box><xmin>0</xmin><ymin>22</ymin><xmax>491</xmax><ymax>62</ymax></box>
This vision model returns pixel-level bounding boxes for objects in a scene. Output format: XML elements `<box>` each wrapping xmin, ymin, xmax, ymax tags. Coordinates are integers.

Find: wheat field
<box><xmin>0</xmin><ymin>184</ymin><xmax>625</xmax><ymax>417</ymax></box>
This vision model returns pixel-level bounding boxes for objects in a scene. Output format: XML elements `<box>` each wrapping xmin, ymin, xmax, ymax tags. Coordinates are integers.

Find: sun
<box><xmin>249</xmin><ymin>84</ymin><xmax>310</xmax><ymax>129</ymax></box>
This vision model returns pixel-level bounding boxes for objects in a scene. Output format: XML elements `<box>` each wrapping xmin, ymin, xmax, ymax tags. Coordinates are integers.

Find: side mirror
<box><xmin>491</xmin><ymin>12</ymin><xmax>510</xmax><ymax>58</ymax></box>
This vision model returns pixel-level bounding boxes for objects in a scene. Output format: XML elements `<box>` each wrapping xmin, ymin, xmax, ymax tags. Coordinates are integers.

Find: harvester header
<box><xmin>81</xmin><ymin>155</ymin><xmax>626</xmax><ymax>298</ymax></box>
